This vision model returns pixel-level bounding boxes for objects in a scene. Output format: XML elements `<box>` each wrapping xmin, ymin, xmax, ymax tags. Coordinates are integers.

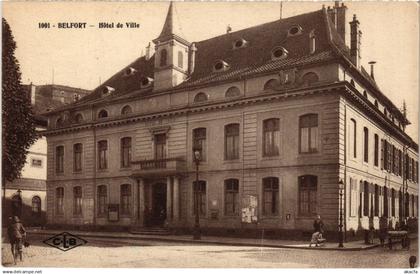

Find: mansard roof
<box><xmin>47</xmin><ymin>6</ymin><xmax>408</xmax><ymax>127</ymax></box>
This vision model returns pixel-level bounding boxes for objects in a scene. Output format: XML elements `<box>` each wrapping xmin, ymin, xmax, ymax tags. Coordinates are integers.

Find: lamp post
<box><xmin>338</xmin><ymin>179</ymin><xmax>344</xmax><ymax>248</ymax></box>
<box><xmin>193</xmin><ymin>144</ymin><xmax>202</xmax><ymax>240</ymax></box>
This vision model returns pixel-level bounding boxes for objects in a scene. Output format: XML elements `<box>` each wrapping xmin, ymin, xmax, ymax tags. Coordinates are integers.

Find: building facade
<box><xmin>3</xmin><ymin>84</ymin><xmax>90</xmax><ymax>226</ymax></box>
<box><xmin>43</xmin><ymin>3</ymin><xmax>418</xmax><ymax>238</ymax></box>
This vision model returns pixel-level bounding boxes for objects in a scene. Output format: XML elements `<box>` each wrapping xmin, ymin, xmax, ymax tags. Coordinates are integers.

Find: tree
<box><xmin>2</xmin><ymin>18</ymin><xmax>37</xmax><ymax>184</ymax></box>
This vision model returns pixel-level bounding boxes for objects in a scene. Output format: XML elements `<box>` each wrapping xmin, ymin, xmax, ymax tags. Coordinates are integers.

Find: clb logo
<box><xmin>43</xmin><ymin>232</ymin><xmax>87</xmax><ymax>251</ymax></box>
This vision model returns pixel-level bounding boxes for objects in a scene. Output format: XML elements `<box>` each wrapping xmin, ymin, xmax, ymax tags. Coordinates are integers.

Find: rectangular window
<box><xmin>224</xmin><ymin>179</ymin><xmax>239</xmax><ymax>216</ymax></box>
<box><xmin>363</xmin><ymin>182</ymin><xmax>369</xmax><ymax>216</ymax></box>
<box><xmin>411</xmin><ymin>158</ymin><xmax>415</xmax><ymax>182</ymax></box>
<box><xmin>263</xmin><ymin>177</ymin><xmax>279</xmax><ymax>215</ymax></box>
<box><xmin>363</xmin><ymin>127</ymin><xmax>369</xmax><ymax>163</ymax></box>
<box><xmin>383</xmin><ymin>140</ymin><xmax>388</xmax><ymax>171</ymax></box>
<box><xmin>374</xmin><ymin>134</ymin><xmax>379</xmax><ymax>166</ymax></box>
<box><xmin>73</xmin><ymin>186</ymin><xmax>82</xmax><ymax>215</ymax></box>
<box><xmin>97</xmin><ymin>185</ymin><xmax>107</xmax><ymax>216</ymax></box>
<box><xmin>384</xmin><ymin>187</ymin><xmax>389</xmax><ymax>217</ymax></box>
<box><xmin>349</xmin><ymin>119</ymin><xmax>357</xmax><ymax>158</ymax></box>
<box><xmin>299</xmin><ymin>114</ymin><xmax>318</xmax><ymax>153</ymax></box>
<box><xmin>56</xmin><ymin>146</ymin><xmax>64</xmax><ymax>173</ymax></box>
<box><xmin>120</xmin><ymin>184</ymin><xmax>132</xmax><ymax>215</ymax></box>
<box><xmin>121</xmin><ymin>137</ymin><xmax>132</xmax><ymax>168</ymax></box>
<box><xmin>73</xmin><ymin>143</ymin><xmax>83</xmax><ymax>172</ymax></box>
<box><xmin>154</xmin><ymin>134</ymin><xmax>166</xmax><ymax>160</ymax></box>
<box><xmin>380</xmin><ymin>139</ymin><xmax>384</xmax><ymax>169</ymax></box>
<box><xmin>263</xmin><ymin>119</ymin><xmax>280</xmax><ymax>157</ymax></box>
<box><xmin>391</xmin><ymin>189</ymin><xmax>395</xmax><ymax>217</ymax></box>
<box><xmin>374</xmin><ymin>185</ymin><xmax>379</xmax><ymax>216</ymax></box>
<box><xmin>56</xmin><ymin>187</ymin><xmax>64</xmax><ymax>215</ymax></box>
<box><xmin>350</xmin><ymin>178</ymin><xmax>358</xmax><ymax>217</ymax></box>
<box><xmin>299</xmin><ymin>175</ymin><xmax>317</xmax><ymax>215</ymax></box>
<box><xmin>193</xmin><ymin>128</ymin><xmax>207</xmax><ymax>161</ymax></box>
<box><xmin>225</xmin><ymin>124</ymin><xmax>239</xmax><ymax>160</ymax></box>
<box><xmin>193</xmin><ymin>181</ymin><xmax>206</xmax><ymax>216</ymax></box>
<box><xmin>98</xmin><ymin>140</ymin><xmax>108</xmax><ymax>170</ymax></box>
<box><xmin>31</xmin><ymin>158</ymin><xmax>43</xmax><ymax>167</ymax></box>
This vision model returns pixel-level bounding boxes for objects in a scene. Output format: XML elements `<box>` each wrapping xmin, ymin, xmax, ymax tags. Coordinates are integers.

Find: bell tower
<box><xmin>153</xmin><ymin>2</ymin><xmax>191</xmax><ymax>91</ymax></box>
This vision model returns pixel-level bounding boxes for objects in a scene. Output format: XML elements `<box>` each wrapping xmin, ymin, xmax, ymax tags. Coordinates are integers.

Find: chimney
<box><xmin>145</xmin><ymin>42</ymin><xmax>154</xmax><ymax>60</ymax></box>
<box><xmin>334</xmin><ymin>1</ymin><xmax>347</xmax><ymax>44</ymax></box>
<box><xmin>30</xmin><ymin>83</ymin><xmax>36</xmax><ymax>105</ymax></box>
<box><xmin>368</xmin><ymin>61</ymin><xmax>376</xmax><ymax>79</ymax></box>
<box><xmin>327</xmin><ymin>6</ymin><xmax>337</xmax><ymax>27</ymax></box>
<box><xmin>189</xmin><ymin>42</ymin><xmax>197</xmax><ymax>75</ymax></box>
<box><xmin>349</xmin><ymin>14</ymin><xmax>362</xmax><ymax>68</ymax></box>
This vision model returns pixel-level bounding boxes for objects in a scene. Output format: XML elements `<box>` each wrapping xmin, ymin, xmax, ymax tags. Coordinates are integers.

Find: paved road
<box><xmin>2</xmin><ymin>234</ymin><xmax>417</xmax><ymax>268</ymax></box>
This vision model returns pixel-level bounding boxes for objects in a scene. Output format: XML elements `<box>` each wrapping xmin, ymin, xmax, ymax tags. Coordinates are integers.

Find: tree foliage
<box><xmin>2</xmin><ymin>18</ymin><xmax>37</xmax><ymax>183</ymax></box>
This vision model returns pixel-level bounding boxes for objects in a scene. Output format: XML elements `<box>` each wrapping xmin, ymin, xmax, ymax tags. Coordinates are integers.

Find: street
<box><xmin>1</xmin><ymin>234</ymin><xmax>418</xmax><ymax>268</ymax></box>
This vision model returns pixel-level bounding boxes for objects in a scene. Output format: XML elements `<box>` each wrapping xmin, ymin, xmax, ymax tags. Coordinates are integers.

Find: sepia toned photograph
<box><xmin>1</xmin><ymin>1</ymin><xmax>419</xmax><ymax>271</ymax></box>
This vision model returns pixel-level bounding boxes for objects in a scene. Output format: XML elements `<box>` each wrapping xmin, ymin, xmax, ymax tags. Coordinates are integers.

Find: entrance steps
<box><xmin>129</xmin><ymin>226</ymin><xmax>171</xmax><ymax>236</ymax></box>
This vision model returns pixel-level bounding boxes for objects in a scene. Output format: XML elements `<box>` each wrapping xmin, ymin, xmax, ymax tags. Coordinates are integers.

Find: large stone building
<box><xmin>3</xmin><ymin>84</ymin><xmax>90</xmax><ymax>226</ymax></box>
<box><xmin>43</xmin><ymin>2</ymin><xmax>418</xmax><ymax>238</ymax></box>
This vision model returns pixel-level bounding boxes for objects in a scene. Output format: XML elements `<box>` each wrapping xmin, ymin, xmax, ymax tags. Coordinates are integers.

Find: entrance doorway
<box><xmin>150</xmin><ymin>183</ymin><xmax>167</xmax><ymax>226</ymax></box>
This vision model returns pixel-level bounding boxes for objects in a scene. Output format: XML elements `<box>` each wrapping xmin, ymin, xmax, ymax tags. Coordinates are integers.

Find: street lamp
<box><xmin>338</xmin><ymin>179</ymin><xmax>344</xmax><ymax>248</ymax></box>
<box><xmin>192</xmin><ymin>144</ymin><xmax>202</xmax><ymax>240</ymax></box>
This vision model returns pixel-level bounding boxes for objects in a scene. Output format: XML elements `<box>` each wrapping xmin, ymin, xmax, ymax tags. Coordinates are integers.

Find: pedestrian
<box><xmin>379</xmin><ymin>215</ymin><xmax>388</xmax><ymax>247</ymax></box>
<box><xmin>8</xmin><ymin>216</ymin><xmax>26</xmax><ymax>264</ymax></box>
<box><xmin>309</xmin><ymin>215</ymin><xmax>325</xmax><ymax>247</ymax></box>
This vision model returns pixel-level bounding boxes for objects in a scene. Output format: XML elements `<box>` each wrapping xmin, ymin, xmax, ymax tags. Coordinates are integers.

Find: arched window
<box><xmin>160</xmin><ymin>49</ymin><xmax>167</xmax><ymax>67</ymax></box>
<box><xmin>98</xmin><ymin>109</ymin><xmax>108</xmax><ymax>119</ymax></box>
<box><xmin>263</xmin><ymin>118</ymin><xmax>280</xmax><ymax>157</ymax></box>
<box><xmin>298</xmin><ymin>175</ymin><xmax>317</xmax><ymax>216</ymax></box>
<box><xmin>120</xmin><ymin>184</ymin><xmax>132</xmax><ymax>215</ymax></box>
<box><xmin>120</xmin><ymin>137</ymin><xmax>132</xmax><ymax>168</ymax></box>
<box><xmin>73</xmin><ymin>186</ymin><xmax>82</xmax><ymax>215</ymax></box>
<box><xmin>193</xmin><ymin>128</ymin><xmax>207</xmax><ymax>161</ymax></box>
<box><xmin>224</xmin><ymin>179</ymin><xmax>239</xmax><ymax>216</ymax></box>
<box><xmin>263</xmin><ymin>177</ymin><xmax>279</xmax><ymax>216</ymax></box>
<box><xmin>121</xmin><ymin>105</ymin><xmax>132</xmax><ymax>116</ymax></box>
<box><xmin>194</xmin><ymin>92</ymin><xmax>208</xmax><ymax>103</ymax></box>
<box><xmin>302</xmin><ymin>72</ymin><xmax>319</xmax><ymax>86</ymax></box>
<box><xmin>32</xmin><ymin>196</ymin><xmax>41</xmax><ymax>215</ymax></box>
<box><xmin>225</xmin><ymin>123</ymin><xmax>240</xmax><ymax>160</ymax></box>
<box><xmin>264</xmin><ymin>79</ymin><xmax>279</xmax><ymax>91</ymax></box>
<box><xmin>299</xmin><ymin>114</ymin><xmax>318</xmax><ymax>153</ymax></box>
<box><xmin>225</xmin><ymin>86</ymin><xmax>241</xmax><ymax>98</ymax></box>
<box><xmin>363</xmin><ymin>127</ymin><xmax>369</xmax><ymax>163</ymax></box>
<box><xmin>56</xmin><ymin>187</ymin><xmax>64</xmax><ymax>215</ymax></box>
<box><xmin>74</xmin><ymin>113</ymin><xmax>83</xmax><ymax>123</ymax></box>
<box><xmin>177</xmin><ymin>51</ymin><xmax>183</xmax><ymax>68</ymax></box>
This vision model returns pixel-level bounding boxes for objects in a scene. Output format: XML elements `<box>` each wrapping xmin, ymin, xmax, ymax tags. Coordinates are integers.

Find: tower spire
<box><xmin>154</xmin><ymin>1</ymin><xmax>186</xmax><ymax>43</ymax></box>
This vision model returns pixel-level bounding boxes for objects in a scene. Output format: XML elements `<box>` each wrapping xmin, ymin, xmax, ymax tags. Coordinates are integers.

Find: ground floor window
<box><xmin>224</xmin><ymin>179</ymin><xmax>239</xmax><ymax>216</ymax></box>
<box><xmin>73</xmin><ymin>186</ymin><xmax>82</xmax><ymax>215</ymax></box>
<box><xmin>298</xmin><ymin>175</ymin><xmax>317</xmax><ymax>216</ymax></box>
<box><xmin>97</xmin><ymin>185</ymin><xmax>107</xmax><ymax>217</ymax></box>
<box><xmin>32</xmin><ymin>196</ymin><xmax>41</xmax><ymax>215</ymax></box>
<box><xmin>56</xmin><ymin>187</ymin><xmax>64</xmax><ymax>215</ymax></box>
<box><xmin>120</xmin><ymin>184</ymin><xmax>132</xmax><ymax>215</ymax></box>
<box><xmin>193</xmin><ymin>181</ymin><xmax>206</xmax><ymax>216</ymax></box>
<box><xmin>263</xmin><ymin>177</ymin><xmax>279</xmax><ymax>216</ymax></box>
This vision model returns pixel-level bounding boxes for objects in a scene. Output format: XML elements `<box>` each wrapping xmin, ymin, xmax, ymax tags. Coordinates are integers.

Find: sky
<box><xmin>3</xmin><ymin>1</ymin><xmax>419</xmax><ymax>140</ymax></box>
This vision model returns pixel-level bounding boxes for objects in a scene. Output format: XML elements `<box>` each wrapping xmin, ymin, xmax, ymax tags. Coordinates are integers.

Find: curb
<box><xmin>27</xmin><ymin>230</ymin><xmax>381</xmax><ymax>251</ymax></box>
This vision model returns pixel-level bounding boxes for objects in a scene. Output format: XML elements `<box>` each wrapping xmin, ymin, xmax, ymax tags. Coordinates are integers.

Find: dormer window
<box><xmin>233</xmin><ymin>38</ymin><xmax>248</xmax><ymax>49</ymax></box>
<box><xmin>225</xmin><ymin>86</ymin><xmax>241</xmax><ymax>98</ymax></box>
<box><xmin>74</xmin><ymin>113</ymin><xmax>83</xmax><ymax>123</ymax></box>
<box><xmin>309</xmin><ymin>30</ymin><xmax>316</xmax><ymax>54</ymax></box>
<box><xmin>194</xmin><ymin>92</ymin><xmax>208</xmax><ymax>103</ymax></box>
<box><xmin>98</xmin><ymin>109</ymin><xmax>108</xmax><ymax>119</ymax></box>
<box><xmin>102</xmin><ymin>86</ymin><xmax>115</xmax><ymax>97</ymax></box>
<box><xmin>56</xmin><ymin>117</ymin><xmax>63</xmax><ymax>127</ymax></box>
<box><xmin>271</xmin><ymin>47</ymin><xmax>288</xmax><ymax>60</ymax></box>
<box><xmin>213</xmin><ymin>60</ymin><xmax>230</xmax><ymax>72</ymax></box>
<box><xmin>124</xmin><ymin>67</ymin><xmax>137</xmax><ymax>76</ymax></box>
<box><xmin>140</xmin><ymin>77</ymin><xmax>154</xmax><ymax>88</ymax></box>
<box><xmin>121</xmin><ymin>105</ymin><xmax>132</xmax><ymax>116</ymax></box>
<box><xmin>288</xmin><ymin>25</ymin><xmax>303</xmax><ymax>37</ymax></box>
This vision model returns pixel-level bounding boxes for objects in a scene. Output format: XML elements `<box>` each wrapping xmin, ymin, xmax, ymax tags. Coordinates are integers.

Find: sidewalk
<box><xmin>26</xmin><ymin>228</ymin><xmax>385</xmax><ymax>251</ymax></box>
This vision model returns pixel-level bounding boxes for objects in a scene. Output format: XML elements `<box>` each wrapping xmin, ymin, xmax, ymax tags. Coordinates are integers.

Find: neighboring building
<box><xmin>4</xmin><ymin>84</ymin><xmax>90</xmax><ymax>226</ymax></box>
<box><xmin>43</xmin><ymin>2</ymin><xmax>418</xmax><ymax>238</ymax></box>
